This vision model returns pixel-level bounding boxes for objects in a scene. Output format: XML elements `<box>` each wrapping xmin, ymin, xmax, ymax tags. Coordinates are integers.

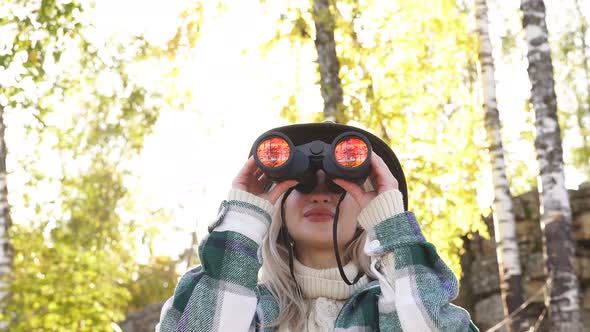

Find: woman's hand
<box><xmin>232</xmin><ymin>156</ymin><xmax>298</xmax><ymax>205</ymax></box>
<box><xmin>333</xmin><ymin>153</ymin><xmax>399</xmax><ymax>210</ymax></box>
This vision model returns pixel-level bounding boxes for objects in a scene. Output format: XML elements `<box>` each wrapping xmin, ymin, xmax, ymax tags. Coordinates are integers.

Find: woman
<box><xmin>157</xmin><ymin>122</ymin><xmax>478</xmax><ymax>331</ymax></box>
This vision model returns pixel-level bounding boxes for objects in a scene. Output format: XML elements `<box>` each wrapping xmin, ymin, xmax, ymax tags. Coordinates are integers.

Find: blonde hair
<box><xmin>258</xmin><ymin>181</ymin><xmax>375</xmax><ymax>330</ymax></box>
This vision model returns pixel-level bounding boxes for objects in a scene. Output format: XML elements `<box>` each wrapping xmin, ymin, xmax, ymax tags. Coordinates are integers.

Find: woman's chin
<box><xmin>293</xmin><ymin>230</ymin><xmax>354</xmax><ymax>250</ymax></box>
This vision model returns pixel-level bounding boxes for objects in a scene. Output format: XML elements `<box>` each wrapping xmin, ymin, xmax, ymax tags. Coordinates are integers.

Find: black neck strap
<box><xmin>333</xmin><ymin>192</ymin><xmax>363</xmax><ymax>285</ymax></box>
<box><xmin>280</xmin><ymin>188</ymin><xmax>302</xmax><ymax>296</ymax></box>
<box><xmin>280</xmin><ymin>189</ymin><xmax>363</xmax><ymax>289</ymax></box>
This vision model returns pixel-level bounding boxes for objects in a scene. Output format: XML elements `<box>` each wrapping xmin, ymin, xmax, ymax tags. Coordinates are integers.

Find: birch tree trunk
<box><xmin>475</xmin><ymin>1</ymin><xmax>524</xmax><ymax>330</ymax></box>
<box><xmin>0</xmin><ymin>104</ymin><xmax>13</xmax><ymax>330</ymax></box>
<box><xmin>521</xmin><ymin>0</ymin><xmax>583</xmax><ymax>330</ymax></box>
<box><xmin>312</xmin><ymin>0</ymin><xmax>345</xmax><ymax>123</ymax></box>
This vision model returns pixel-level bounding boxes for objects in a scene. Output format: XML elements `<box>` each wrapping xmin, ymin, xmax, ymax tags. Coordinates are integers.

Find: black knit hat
<box><xmin>249</xmin><ymin>122</ymin><xmax>408</xmax><ymax>210</ymax></box>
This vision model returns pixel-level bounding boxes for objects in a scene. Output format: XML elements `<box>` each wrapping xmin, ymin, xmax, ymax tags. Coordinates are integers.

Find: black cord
<box><xmin>333</xmin><ymin>192</ymin><xmax>363</xmax><ymax>285</ymax></box>
<box><xmin>281</xmin><ymin>187</ymin><xmax>361</xmax><ymax>289</ymax></box>
<box><xmin>280</xmin><ymin>188</ymin><xmax>303</xmax><ymax>297</ymax></box>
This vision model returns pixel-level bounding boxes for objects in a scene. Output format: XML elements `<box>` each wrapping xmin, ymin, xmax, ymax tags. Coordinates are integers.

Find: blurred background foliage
<box><xmin>0</xmin><ymin>0</ymin><xmax>588</xmax><ymax>330</ymax></box>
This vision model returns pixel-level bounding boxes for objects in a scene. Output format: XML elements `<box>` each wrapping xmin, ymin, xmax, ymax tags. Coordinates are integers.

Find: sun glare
<box><xmin>21</xmin><ymin>0</ymin><xmax>585</xmax><ymax>265</ymax></box>
<box><xmin>92</xmin><ymin>0</ymin><xmax>324</xmax><ymax>262</ymax></box>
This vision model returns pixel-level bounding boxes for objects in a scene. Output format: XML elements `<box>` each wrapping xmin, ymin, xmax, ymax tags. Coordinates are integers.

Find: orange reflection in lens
<box><xmin>257</xmin><ymin>137</ymin><xmax>291</xmax><ymax>168</ymax></box>
<box><xmin>334</xmin><ymin>137</ymin><xmax>368</xmax><ymax>168</ymax></box>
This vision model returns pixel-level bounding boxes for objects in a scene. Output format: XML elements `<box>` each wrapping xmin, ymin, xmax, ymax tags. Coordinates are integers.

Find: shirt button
<box><xmin>369</xmin><ymin>240</ymin><xmax>381</xmax><ymax>251</ymax></box>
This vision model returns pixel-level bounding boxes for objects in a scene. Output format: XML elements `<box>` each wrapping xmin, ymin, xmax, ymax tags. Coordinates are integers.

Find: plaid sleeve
<box><xmin>359</xmin><ymin>190</ymin><xmax>478</xmax><ymax>332</ymax></box>
<box><xmin>158</xmin><ymin>189</ymin><xmax>274</xmax><ymax>332</ymax></box>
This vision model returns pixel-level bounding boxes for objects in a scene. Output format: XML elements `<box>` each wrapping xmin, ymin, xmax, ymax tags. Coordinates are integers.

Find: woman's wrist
<box><xmin>207</xmin><ymin>188</ymin><xmax>275</xmax><ymax>246</ymax></box>
<box><xmin>228</xmin><ymin>188</ymin><xmax>274</xmax><ymax>215</ymax></box>
<box><xmin>357</xmin><ymin>189</ymin><xmax>405</xmax><ymax>230</ymax></box>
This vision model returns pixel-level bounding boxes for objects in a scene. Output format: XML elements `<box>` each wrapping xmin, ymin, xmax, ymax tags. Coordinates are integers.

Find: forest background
<box><xmin>0</xmin><ymin>0</ymin><xmax>588</xmax><ymax>330</ymax></box>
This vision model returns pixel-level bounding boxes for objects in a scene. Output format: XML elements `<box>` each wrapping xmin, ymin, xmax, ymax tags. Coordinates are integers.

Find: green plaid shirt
<box><xmin>157</xmin><ymin>189</ymin><xmax>478</xmax><ymax>331</ymax></box>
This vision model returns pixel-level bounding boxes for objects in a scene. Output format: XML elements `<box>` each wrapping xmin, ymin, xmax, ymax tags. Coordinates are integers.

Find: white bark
<box><xmin>475</xmin><ymin>1</ymin><xmax>524</xmax><ymax>330</ymax></box>
<box><xmin>521</xmin><ymin>0</ymin><xmax>583</xmax><ymax>330</ymax></box>
<box><xmin>0</xmin><ymin>105</ymin><xmax>11</xmax><ymax>330</ymax></box>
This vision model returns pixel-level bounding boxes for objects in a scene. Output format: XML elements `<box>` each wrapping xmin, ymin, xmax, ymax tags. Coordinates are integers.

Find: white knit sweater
<box><xmin>278</xmin><ymin>259</ymin><xmax>370</xmax><ymax>332</ymax></box>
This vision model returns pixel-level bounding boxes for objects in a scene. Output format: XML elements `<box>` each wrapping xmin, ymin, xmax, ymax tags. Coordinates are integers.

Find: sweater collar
<box><xmin>293</xmin><ymin>259</ymin><xmax>370</xmax><ymax>300</ymax></box>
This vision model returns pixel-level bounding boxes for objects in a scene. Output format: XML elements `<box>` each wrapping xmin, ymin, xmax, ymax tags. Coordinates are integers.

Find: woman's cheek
<box><xmin>340</xmin><ymin>218</ymin><xmax>359</xmax><ymax>242</ymax></box>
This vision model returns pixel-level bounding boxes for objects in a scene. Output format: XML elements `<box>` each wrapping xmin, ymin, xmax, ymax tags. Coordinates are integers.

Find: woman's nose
<box><xmin>310</xmin><ymin>190</ymin><xmax>332</xmax><ymax>203</ymax></box>
<box><xmin>309</xmin><ymin>171</ymin><xmax>332</xmax><ymax>202</ymax></box>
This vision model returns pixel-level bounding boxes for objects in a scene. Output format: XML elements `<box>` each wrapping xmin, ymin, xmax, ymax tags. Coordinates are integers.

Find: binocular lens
<box><xmin>334</xmin><ymin>137</ymin><xmax>369</xmax><ymax>168</ymax></box>
<box><xmin>256</xmin><ymin>137</ymin><xmax>291</xmax><ymax>168</ymax></box>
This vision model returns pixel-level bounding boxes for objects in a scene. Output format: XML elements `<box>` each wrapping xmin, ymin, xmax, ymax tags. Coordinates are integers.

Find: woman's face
<box><xmin>283</xmin><ymin>170</ymin><xmax>362</xmax><ymax>251</ymax></box>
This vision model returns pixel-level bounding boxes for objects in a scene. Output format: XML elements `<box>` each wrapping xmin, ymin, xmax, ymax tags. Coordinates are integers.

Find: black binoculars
<box><xmin>251</xmin><ymin>131</ymin><xmax>373</xmax><ymax>193</ymax></box>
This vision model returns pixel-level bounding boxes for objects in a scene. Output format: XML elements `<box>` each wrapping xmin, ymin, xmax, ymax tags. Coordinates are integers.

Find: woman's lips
<box><xmin>304</xmin><ymin>208</ymin><xmax>335</xmax><ymax>222</ymax></box>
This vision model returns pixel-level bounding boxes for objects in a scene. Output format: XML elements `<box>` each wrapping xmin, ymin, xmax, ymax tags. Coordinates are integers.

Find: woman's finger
<box><xmin>256</xmin><ymin>173</ymin><xmax>273</xmax><ymax>192</ymax></box>
<box><xmin>254</xmin><ymin>167</ymin><xmax>264</xmax><ymax>180</ymax></box>
<box><xmin>232</xmin><ymin>157</ymin><xmax>258</xmax><ymax>190</ymax></box>
<box><xmin>239</xmin><ymin>157</ymin><xmax>257</xmax><ymax>175</ymax></box>
<box><xmin>333</xmin><ymin>178</ymin><xmax>365</xmax><ymax>197</ymax></box>
<box><xmin>370</xmin><ymin>154</ymin><xmax>398</xmax><ymax>192</ymax></box>
<box><xmin>257</xmin><ymin>172</ymin><xmax>269</xmax><ymax>183</ymax></box>
<box><xmin>333</xmin><ymin>178</ymin><xmax>374</xmax><ymax>209</ymax></box>
<box><xmin>236</xmin><ymin>158</ymin><xmax>257</xmax><ymax>182</ymax></box>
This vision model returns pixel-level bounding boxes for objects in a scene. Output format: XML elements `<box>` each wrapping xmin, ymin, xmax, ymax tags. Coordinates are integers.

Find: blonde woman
<box><xmin>157</xmin><ymin>123</ymin><xmax>478</xmax><ymax>331</ymax></box>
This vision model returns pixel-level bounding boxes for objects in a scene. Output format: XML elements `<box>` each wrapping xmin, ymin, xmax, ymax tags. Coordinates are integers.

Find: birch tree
<box><xmin>0</xmin><ymin>0</ymin><xmax>175</xmax><ymax>328</ymax></box>
<box><xmin>0</xmin><ymin>1</ymin><xmax>86</xmax><ymax>325</ymax></box>
<box><xmin>261</xmin><ymin>0</ymin><xmax>487</xmax><ymax>274</ymax></box>
<box><xmin>0</xmin><ymin>105</ymin><xmax>12</xmax><ymax>331</ymax></box>
<box><xmin>521</xmin><ymin>0</ymin><xmax>583</xmax><ymax>330</ymax></box>
<box><xmin>475</xmin><ymin>1</ymin><xmax>524</xmax><ymax>330</ymax></box>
